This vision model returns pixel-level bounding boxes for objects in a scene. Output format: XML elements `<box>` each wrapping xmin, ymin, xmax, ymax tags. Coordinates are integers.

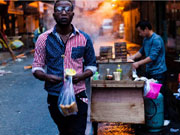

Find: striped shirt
<box><xmin>32</xmin><ymin>25</ymin><xmax>97</xmax><ymax>103</ymax></box>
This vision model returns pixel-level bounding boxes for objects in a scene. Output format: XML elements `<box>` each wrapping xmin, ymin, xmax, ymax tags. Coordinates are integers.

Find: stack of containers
<box><xmin>99</xmin><ymin>46</ymin><xmax>113</xmax><ymax>59</ymax></box>
<box><xmin>114</xmin><ymin>42</ymin><xmax>127</xmax><ymax>61</ymax></box>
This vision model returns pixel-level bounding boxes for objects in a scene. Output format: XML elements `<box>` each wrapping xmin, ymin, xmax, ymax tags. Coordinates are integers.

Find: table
<box><xmin>90</xmin><ymin>80</ymin><xmax>145</xmax><ymax>134</ymax></box>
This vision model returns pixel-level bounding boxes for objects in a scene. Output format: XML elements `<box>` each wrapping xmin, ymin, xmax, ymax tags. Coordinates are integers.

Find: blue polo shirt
<box><xmin>139</xmin><ymin>33</ymin><xmax>167</xmax><ymax>75</ymax></box>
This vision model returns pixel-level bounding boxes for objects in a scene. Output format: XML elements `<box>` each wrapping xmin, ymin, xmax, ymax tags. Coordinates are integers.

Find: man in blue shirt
<box><xmin>130</xmin><ymin>20</ymin><xmax>167</xmax><ymax>84</ymax></box>
<box><xmin>129</xmin><ymin>20</ymin><xmax>169</xmax><ymax>122</ymax></box>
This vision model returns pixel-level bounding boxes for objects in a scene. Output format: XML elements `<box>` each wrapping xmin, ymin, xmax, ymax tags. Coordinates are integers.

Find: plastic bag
<box><xmin>132</xmin><ymin>69</ymin><xmax>162</xmax><ymax>99</ymax></box>
<box><xmin>144</xmin><ymin>80</ymin><xmax>162</xmax><ymax>99</ymax></box>
<box><xmin>58</xmin><ymin>76</ymin><xmax>78</xmax><ymax>116</ymax></box>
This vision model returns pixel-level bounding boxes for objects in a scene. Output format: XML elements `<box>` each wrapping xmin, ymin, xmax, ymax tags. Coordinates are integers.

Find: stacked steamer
<box><xmin>114</xmin><ymin>42</ymin><xmax>127</xmax><ymax>61</ymax></box>
<box><xmin>99</xmin><ymin>46</ymin><xmax>113</xmax><ymax>59</ymax></box>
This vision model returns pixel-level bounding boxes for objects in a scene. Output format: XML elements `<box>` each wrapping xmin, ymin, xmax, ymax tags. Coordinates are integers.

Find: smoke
<box><xmin>73</xmin><ymin>0</ymin><xmax>116</xmax><ymax>40</ymax></box>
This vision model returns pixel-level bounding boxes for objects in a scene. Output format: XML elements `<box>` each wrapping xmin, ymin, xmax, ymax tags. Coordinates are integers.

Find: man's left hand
<box><xmin>73</xmin><ymin>74</ymin><xmax>84</xmax><ymax>84</ymax></box>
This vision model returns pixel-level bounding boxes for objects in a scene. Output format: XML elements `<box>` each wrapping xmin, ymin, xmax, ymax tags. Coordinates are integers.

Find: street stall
<box><xmin>90</xmin><ymin>42</ymin><xmax>145</xmax><ymax>134</ymax></box>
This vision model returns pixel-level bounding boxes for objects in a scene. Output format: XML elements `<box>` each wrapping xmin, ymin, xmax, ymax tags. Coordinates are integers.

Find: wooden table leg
<box><xmin>92</xmin><ymin>122</ymin><xmax>98</xmax><ymax>135</ymax></box>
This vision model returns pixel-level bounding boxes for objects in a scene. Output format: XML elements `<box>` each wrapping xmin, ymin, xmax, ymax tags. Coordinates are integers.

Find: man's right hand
<box><xmin>33</xmin><ymin>70</ymin><xmax>62</xmax><ymax>84</ymax></box>
<box><xmin>45</xmin><ymin>74</ymin><xmax>62</xmax><ymax>84</ymax></box>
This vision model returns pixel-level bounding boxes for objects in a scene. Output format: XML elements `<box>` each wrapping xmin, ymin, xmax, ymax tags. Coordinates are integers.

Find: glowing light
<box><xmin>29</xmin><ymin>2</ymin><xmax>39</xmax><ymax>8</ymax></box>
<box><xmin>111</xmin><ymin>4</ymin><xmax>116</xmax><ymax>7</ymax></box>
<box><xmin>119</xmin><ymin>7</ymin><xmax>124</xmax><ymax>10</ymax></box>
<box><xmin>0</xmin><ymin>0</ymin><xmax>6</xmax><ymax>5</ymax></box>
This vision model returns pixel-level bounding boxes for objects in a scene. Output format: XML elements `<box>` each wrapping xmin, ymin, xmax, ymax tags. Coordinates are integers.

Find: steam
<box><xmin>73</xmin><ymin>0</ymin><xmax>116</xmax><ymax>40</ymax></box>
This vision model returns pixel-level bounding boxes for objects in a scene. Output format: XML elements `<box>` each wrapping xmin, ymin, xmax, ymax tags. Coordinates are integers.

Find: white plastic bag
<box><xmin>132</xmin><ymin>69</ymin><xmax>162</xmax><ymax>99</ymax></box>
<box><xmin>58</xmin><ymin>76</ymin><xmax>78</xmax><ymax>116</ymax></box>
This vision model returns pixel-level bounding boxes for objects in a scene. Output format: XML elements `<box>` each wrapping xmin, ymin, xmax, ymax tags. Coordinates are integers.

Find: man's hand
<box><xmin>72</xmin><ymin>74</ymin><xmax>84</xmax><ymax>84</ymax></box>
<box><xmin>132</xmin><ymin>62</ymin><xmax>140</xmax><ymax>69</ymax></box>
<box><xmin>132</xmin><ymin>57</ymin><xmax>152</xmax><ymax>69</ymax></box>
<box><xmin>45</xmin><ymin>74</ymin><xmax>62</xmax><ymax>84</ymax></box>
<box><xmin>33</xmin><ymin>70</ymin><xmax>62</xmax><ymax>84</ymax></box>
<box><xmin>128</xmin><ymin>55</ymin><xmax>135</xmax><ymax>61</ymax></box>
<box><xmin>72</xmin><ymin>69</ymin><xmax>93</xmax><ymax>84</ymax></box>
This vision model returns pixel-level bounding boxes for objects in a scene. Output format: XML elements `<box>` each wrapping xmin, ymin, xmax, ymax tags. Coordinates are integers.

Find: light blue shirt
<box><xmin>139</xmin><ymin>33</ymin><xmax>167</xmax><ymax>75</ymax></box>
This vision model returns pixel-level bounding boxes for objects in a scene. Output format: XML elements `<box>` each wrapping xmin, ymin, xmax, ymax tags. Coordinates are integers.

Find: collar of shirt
<box><xmin>52</xmin><ymin>24</ymin><xmax>80</xmax><ymax>46</ymax></box>
<box><xmin>52</xmin><ymin>24</ymin><xmax>79</xmax><ymax>38</ymax></box>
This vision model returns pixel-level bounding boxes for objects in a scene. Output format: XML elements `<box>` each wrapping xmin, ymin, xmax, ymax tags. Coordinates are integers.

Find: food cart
<box><xmin>90</xmin><ymin>60</ymin><xmax>145</xmax><ymax>134</ymax></box>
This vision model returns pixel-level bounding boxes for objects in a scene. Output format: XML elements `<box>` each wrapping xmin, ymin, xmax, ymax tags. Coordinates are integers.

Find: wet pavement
<box><xmin>0</xmin><ymin>55</ymin><xmax>58</xmax><ymax>135</ymax></box>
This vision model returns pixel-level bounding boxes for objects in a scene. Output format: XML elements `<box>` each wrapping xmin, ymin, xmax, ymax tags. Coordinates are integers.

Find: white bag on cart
<box><xmin>132</xmin><ymin>69</ymin><xmax>162</xmax><ymax>99</ymax></box>
<box><xmin>144</xmin><ymin>79</ymin><xmax>162</xmax><ymax>99</ymax></box>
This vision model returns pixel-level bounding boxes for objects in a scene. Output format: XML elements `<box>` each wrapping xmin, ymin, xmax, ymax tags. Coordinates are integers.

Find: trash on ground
<box><xmin>0</xmin><ymin>66</ymin><xmax>6</xmax><ymax>69</ymax></box>
<box><xmin>30</xmin><ymin>49</ymin><xmax>35</xmax><ymax>54</ymax></box>
<box><xmin>16</xmin><ymin>53</ymin><xmax>27</xmax><ymax>59</ymax></box>
<box><xmin>15</xmin><ymin>58</ymin><xmax>23</xmax><ymax>62</ymax></box>
<box><xmin>0</xmin><ymin>70</ymin><xmax>12</xmax><ymax>76</ymax></box>
<box><xmin>24</xmin><ymin>65</ymin><xmax>32</xmax><ymax>70</ymax></box>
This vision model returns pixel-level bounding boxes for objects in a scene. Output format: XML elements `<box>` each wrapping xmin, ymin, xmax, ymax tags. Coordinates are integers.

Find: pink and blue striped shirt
<box><xmin>32</xmin><ymin>25</ymin><xmax>97</xmax><ymax>103</ymax></box>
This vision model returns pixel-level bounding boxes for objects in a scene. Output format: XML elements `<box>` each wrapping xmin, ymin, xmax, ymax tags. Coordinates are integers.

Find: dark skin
<box><xmin>33</xmin><ymin>0</ymin><xmax>93</xmax><ymax>84</ymax></box>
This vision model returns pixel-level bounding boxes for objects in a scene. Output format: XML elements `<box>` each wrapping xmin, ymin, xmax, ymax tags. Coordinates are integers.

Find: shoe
<box><xmin>164</xmin><ymin>120</ymin><xmax>170</xmax><ymax>126</ymax></box>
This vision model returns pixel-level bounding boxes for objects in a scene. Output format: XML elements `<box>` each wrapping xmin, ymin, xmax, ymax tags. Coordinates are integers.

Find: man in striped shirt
<box><xmin>32</xmin><ymin>0</ymin><xmax>97</xmax><ymax>134</ymax></box>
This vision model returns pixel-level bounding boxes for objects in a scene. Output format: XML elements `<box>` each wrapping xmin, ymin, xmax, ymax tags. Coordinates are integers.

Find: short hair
<box><xmin>136</xmin><ymin>20</ymin><xmax>152</xmax><ymax>30</ymax></box>
<box><xmin>54</xmin><ymin>0</ymin><xmax>74</xmax><ymax>12</ymax></box>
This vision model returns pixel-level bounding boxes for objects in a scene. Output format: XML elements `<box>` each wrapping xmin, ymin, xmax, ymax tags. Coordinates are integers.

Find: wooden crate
<box><xmin>90</xmin><ymin>80</ymin><xmax>145</xmax><ymax>124</ymax></box>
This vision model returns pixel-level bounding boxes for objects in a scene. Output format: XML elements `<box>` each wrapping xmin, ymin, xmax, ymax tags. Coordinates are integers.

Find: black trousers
<box><xmin>47</xmin><ymin>91</ymin><xmax>88</xmax><ymax>135</ymax></box>
<box><xmin>145</xmin><ymin>72</ymin><xmax>166</xmax><ymax>94</ymax></box>
<box><xmin>146</xmin><ymin>72</ymin><xmax>169</xmax><ymax>119</ymax></box>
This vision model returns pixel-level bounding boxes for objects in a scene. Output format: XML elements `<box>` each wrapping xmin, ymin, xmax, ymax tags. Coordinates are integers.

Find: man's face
<box><xmin>53</xmin><ymin>1</ymin><xmax>74</xmax><ymax>26</ymax></box>
<box><xmin>137</xmin><ymin>27</ymin><xmax>148</xmax><ymax>37</ymax></box>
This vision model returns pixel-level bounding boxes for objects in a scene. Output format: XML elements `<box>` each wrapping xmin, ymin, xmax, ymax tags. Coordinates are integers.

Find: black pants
<box><xmin>146</xmin><ymin>72</ymin><xmax>169</xmax><ymax>119</ymax></box>
<box><xmin>145</xmin><ymin>72</ymin><xmax>166</xmax><ymax>95</ymax></box>
<box><xmin>47</xmin><ymin>91</ymin><xmax>88</xmax><ymax>135</ymax></box>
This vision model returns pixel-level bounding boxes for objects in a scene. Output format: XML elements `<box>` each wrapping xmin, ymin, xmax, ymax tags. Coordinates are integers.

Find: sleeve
<box><xmin>149</xmin><ymin>38</ymin><xmax>162</xmax><ymax>61</ymax></box>
<box><xmin>83</xmin><ymin>35</ymin><xmax>97</xmax><ymax>74</ymax></box>
<box><xmin>139</xmin><ymin>41</ymin><xmax>145</xmax><ymax>55</ymax></box>
<box><xmin>32</xmin><ymin>35</ymin><xmax>46</xmax><ymax>73</ymax></box>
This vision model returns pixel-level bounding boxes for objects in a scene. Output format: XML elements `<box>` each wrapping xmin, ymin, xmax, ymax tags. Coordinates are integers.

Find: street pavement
<box><xmin>0</xmin><ymin>55</ymin><xmax>59</xmax><ymax>135</ymax></box>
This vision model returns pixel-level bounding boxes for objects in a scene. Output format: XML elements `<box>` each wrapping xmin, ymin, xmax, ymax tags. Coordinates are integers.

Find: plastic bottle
<box><xmin>106</xmin><ymin>68</ymin><xmax>113</xmax><ymax>80</ymax></box>
<box><xmin>116</xmin><ymin>64</ymin><xmax>122</xmax><ymax>80</ymax></box>
<box><xmin>93</xmin><ymin>72</ymin><xmax>100</xmax><ymax>80</ymax></box>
